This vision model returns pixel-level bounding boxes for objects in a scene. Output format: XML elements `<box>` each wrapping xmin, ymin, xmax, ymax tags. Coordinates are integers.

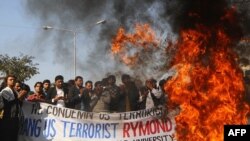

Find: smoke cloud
<box><xmin>24</xmin><ymin>0</ymin><xmax>250</xmax><ymax>82</ymax></box>
<box><xmin>24</xmin><ymin>0</ymin><xmax>173</xmax><ymax>82</ymax></box>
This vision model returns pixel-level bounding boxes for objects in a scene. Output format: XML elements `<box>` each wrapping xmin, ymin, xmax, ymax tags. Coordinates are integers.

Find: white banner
<box><xmin>18</xmin><ymin>102</ymin><xmax>176</xmax><ymax>141</ymax></box>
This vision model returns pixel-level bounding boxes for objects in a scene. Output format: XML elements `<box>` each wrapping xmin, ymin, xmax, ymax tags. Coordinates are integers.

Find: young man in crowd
<box><xmin>46</xmin><ymin>75</ymin><xmax>68</xmax><ymax>107</ymax></box>
<box><xmin>0</xmin><ymin>75</ymin><xmax>21</xmax><ymax>141</ymax></box>
<box><xmin>18</xmin><ymin>83</ymin><xmax>30</xmax><ymax>106</ymax></box>
<box><xmin>14</xmin><ymin>80</ymin><xmax>22</xmax><ymax>94</ymax></box>
<box><xmin>42</xmin><ymin>79</ymin><xmax>51</xmax><ymax>98</ymax></box>
<box><xmin>145</xmin><ymin>78</ymin><xmax>163</xmax><ymax>109</ymax></box>
<box><xmin>70</xmin><ymin>80</ymin><xmax>93</xmax><ymax>111</ymax></box>
<box><xmin>106</xmin><ymin>75</ymin><xmax>121</xmax><ymax>113</ymax></box>
<box><xmin>120</xmin><ymin>74</ymin><xmax>140</xmax><ymax>112</ymax></box>
<box><xmin>27</xmin><ymin>82</ymin><xmax>46</xmax><ymax>102</ymax></box>
<box><xmin>137</xmin><ymin>86</ymin><xmax>148</xmax><ymax>110</ymax></box>
<box><xmin>91</xmin><ymin>80</ymin><xmax>111</xmax><ymax>113</ymax></box>
<box><xmin>67</xmin><ymin>76</ymin><xmax>84</xmax><ymax>109</ymax></box>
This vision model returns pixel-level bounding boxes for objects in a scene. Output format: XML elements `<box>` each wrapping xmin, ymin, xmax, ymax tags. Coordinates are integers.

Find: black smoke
<box><xmin>24</xmin><ymin>0</ymin><xmax>250</xmax><ymax>81</ymax></box>
<box><xmin>24</xmin><ymin>0</ymin><xmax>172</xmax><ymax>82</ymax></box>
<box><xmin>165</xmin><ymin>0</ymin><xmax>250</xmax><ymax>39</ymax></box>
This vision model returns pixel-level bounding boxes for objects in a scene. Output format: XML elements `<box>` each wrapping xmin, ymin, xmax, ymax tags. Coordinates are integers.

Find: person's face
<box><xmin>122</xmin><ymin>78</ymin><xmax>129</xmax><ymax>85</ymax></box>
<box><xmin>85</xmin><ymin>83</ymin><xmax>93</xmax><ymax>90</ymax></box>
<box><xmin>55</xmin><ymin>79</ymin><xmax>63</xmax><ymax>89</ymax></box>
<box><xmin>35</xmin><ymin>83</ymin><xmax>43</xmax><ymax>93</ymax></box>
<box><xmin>75</xmin><ymin>78</ymin><xmax>83</xmax><ymax>87</ymax></box>
<box><xmin>108</xmin><ymin>78</ymin><xmax>115</xmax><ymax>85</ymax></box>
<box><xmin>43</xmin><ymin>82</ymin><xmax>50</xmax><ymax>90</ymax></box>
<box><xmin>14</xmin><ymin>82</ymin><xmax>21</xmax><ymax>92</ymax></box>
<box><xmin>8</xmin><ymin>77</ymin><xmax>16</xmax><ymax>88</ymax></box>
<box><xmin>95</xmin><ymin>84</ymin><xmax>103</xmax><ymax>92</ymax></box>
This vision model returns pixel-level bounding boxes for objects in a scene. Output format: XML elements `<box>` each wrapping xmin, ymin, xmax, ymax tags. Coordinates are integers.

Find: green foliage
<box><xmin>0</xmin><ymin>54</ymin><xmax>39</xmax><ymax>82</ymax></box>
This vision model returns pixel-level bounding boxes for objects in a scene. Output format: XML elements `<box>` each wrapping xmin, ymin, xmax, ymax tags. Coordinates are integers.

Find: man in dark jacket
<box><xmin>70</xmin><ymin>81</ymin><xmax>93</xmax><ymax>111</ymax></box>
<box><xmin>0</xmin><ymin>75</ymin><xmax>20</xmax><ymax>141</ymax></box>
<box><xmin>67</xmin><ymin>76</ymin><xmax>84</xmax><ymax>109</ymax></box>
<box><xmin>107</xmin><ymin>75</ymin><xmax>121</xmax><ymax>113</ymax></box>
<box><xmin>46</xmin><ymin>75</ymin><xmax>68</xmax><ymax>107</ymax></box>
<box><xmin>120</xmin><ymin>74</ymin><xmax>139</xmax><ymax>112</ymax></box>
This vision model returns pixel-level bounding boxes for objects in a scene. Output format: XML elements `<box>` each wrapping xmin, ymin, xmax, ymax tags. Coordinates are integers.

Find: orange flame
<box><xmin>111</xmin><ymin>23</ymin><xmax>159</xmax><ymax>66</ymax></box>
<box><xmin>164</xmin><ymin>26</ymin><xmax>250</xmax><ymax>141</ymax></box>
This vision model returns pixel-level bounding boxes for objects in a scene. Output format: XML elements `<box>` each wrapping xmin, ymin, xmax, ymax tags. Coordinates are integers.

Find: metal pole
<box><xmin>73</xmin><ymin>32</ymin><xmax>76</xmax><ymax>78</ymax></box>
<box><xmin>43</xmin><ymin>19</ymin><xmax>106</xmax><ymax>78</ymax></box>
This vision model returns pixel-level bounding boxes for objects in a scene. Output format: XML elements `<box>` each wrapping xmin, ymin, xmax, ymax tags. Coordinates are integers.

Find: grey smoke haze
<box><xmin>24</xmin><ymin>0</ymin><xmax>250</xmax><ymax>82</ymax></box>
<box><xmin>24</xmin><ymin>0</ymin><xmax>173</xmax><ymax>82</ymax></box>
<box><xmin>234</xmin><ymin>1</ymin><xmax>250</xmax><ymax>61</ymax></box>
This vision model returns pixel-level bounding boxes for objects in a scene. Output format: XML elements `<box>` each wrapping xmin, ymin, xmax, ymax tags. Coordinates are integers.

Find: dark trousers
<box><xmin>0</xmin><ymin>118</ymin><xmax>19</xmax><ymax>141</ymax></box>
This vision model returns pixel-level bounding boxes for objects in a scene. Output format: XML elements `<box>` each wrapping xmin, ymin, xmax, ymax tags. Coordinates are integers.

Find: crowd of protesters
<box><xmin>1</xmin><ymin>70</ymin><xmax>250</xmax><ymax>141</ymax></box>
<box><xmin>1</xmin><ymin>74</ymin><xmax>168</xmax><ymax>112</ymax></box>
<box><xmin>0</xmin><ymin>73</ymin><xmax>169</xmax><ymax>140</ymax></box>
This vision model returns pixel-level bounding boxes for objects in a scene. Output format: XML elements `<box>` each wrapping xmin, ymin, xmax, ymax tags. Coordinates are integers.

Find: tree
<box><xmin>0</xmin><ymin>54</ymin><xmax>39</xmax><ymax>82</ymax></box>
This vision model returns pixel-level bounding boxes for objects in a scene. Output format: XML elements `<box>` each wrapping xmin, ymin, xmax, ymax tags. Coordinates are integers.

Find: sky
<box><xmin>0</xmin><ymin>1</ymin><xmax>43</xmax><ymax>85</ymax></box>
<box><xmin>0</xmin><ymin>0</ymin><xmax>72</xmax><ymax>88</ymax></box>
<box><xmin>0</xmin><ymin>1</ymin><xmax>95</xmax><ymax>89</ymax></box>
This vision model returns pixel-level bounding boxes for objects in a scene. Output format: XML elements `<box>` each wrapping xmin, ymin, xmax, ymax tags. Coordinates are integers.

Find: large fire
<box><xmin>164</xmin><ymin>18</ymin><xmax>250</xmax><ymax>141</ymax></box>
<box><xmin>111</xmin><ymin>24</ymin><xmax>159</xmax><ymax>66</ymax></box>
<box><xmin>110</xmin><ymin>7</ymin><xmax>249</xmax><ymax>141</ymax></box>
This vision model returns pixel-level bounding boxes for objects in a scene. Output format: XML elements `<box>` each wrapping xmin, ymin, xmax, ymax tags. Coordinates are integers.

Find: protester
<box><xmin>0</xmin><ymin>75</ymin><xmax>21</xmax><ymax>141</ymax></box>
<box><xmin>18</xmin><ymin>83</ymin><xmax>30</xmax><ymax>107</ymax></box>
<box><xmin>27</xmin><ymin>82</ymin><xmax>46</xmax><ymax>102</ymax></box>
<box><xmin>120</xmin><ymin>74</ymin><xmax>140</xmax><ymax>112</ymax></box>
<box><xmin>46</xmin><ymin>75</ymin><xmax>68</xmax><ymax>107</ymax></box>
<box><xmin>145</xmin><ymin>78</ymin><xmax>163</xmax><ymax>109</ymax></box>
<box><xmin>14</xmin><ymin>80</ymin><xmax>22</xmax><ymax>93</ymax></box>
<box><xmin>91</xmin><ymin>80</ymin><xmax>111</xmax><ymax>113</ymax></box>
<box><xmin>70</xmin><ymin>80</ymin><xmax>93</xmax><ymax>111</ymax></box>
<box><xmin>67</xmin><ymin>79</ymin><xmax>75</xmax><ymax>90</ymax></box>
<box><xmin>158</xmin><ymin>79</ymin><xmax>168</xmax><ymax>106</ymax></box>
<box><xmin>67</xmin><ymin>76</ymin><xmax>84</xmax><ymax>109</ymax></box>
<box><xmin>42</xmin><ymin>79</ymin><xmax>51</xmax><ymax>98</ymax></box>
<box><xmin>137</xmin><ymin>86</ymin><xmax>148</xmax><ymax>110</ymax></box>
<box><xmin>106</xmin><ymin>75</ymin><xmax>121</xmax><ymax>113</ymax></box>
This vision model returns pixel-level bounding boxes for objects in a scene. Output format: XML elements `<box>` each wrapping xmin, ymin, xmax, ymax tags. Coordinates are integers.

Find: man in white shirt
<box><xmin>46</xmin><ymin>75</ymin><xmax>68</xmax><ymax>107</ymax></box>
